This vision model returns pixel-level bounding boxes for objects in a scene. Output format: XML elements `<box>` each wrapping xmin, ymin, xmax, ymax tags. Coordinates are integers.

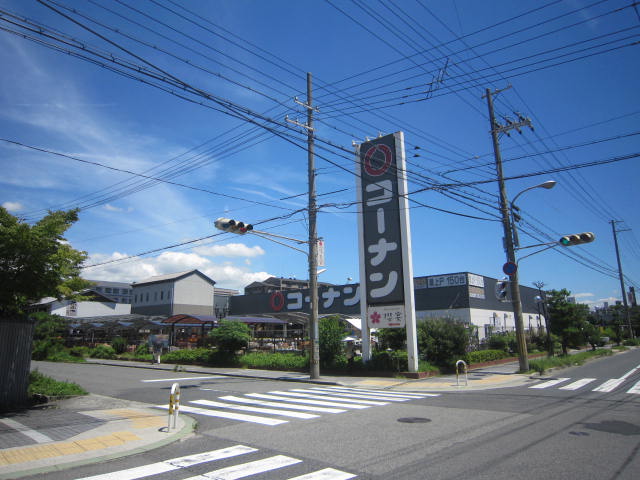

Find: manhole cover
<box><xmin>397</xmin><ymin>417</ymin><xmax>431</xmax><ymax>424</ymax></box>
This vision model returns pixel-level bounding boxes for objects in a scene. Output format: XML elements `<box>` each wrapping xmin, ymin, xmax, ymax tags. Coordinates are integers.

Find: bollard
<box><xmin>167</xmin><ymin>382</ymin><xmax>180</xmax><ymax>431</ymax></box>
<box><xmin>455</xmin><ymin>360</ymin><xmax>468</xmax><ymax>387</ymax></box>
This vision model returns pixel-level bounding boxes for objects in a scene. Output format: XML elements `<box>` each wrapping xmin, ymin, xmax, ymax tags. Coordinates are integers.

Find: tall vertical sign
<box><xmin>356</xmin><ymin>132</ymin><xmax>418</xmax><ymax>372</ymax></box>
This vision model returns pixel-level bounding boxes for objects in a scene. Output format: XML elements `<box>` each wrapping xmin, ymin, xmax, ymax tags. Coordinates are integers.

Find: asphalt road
<box><xmin>28</xmin><ymin>349</ymin><xmax>639</xmax><ymax>479</ymax></box>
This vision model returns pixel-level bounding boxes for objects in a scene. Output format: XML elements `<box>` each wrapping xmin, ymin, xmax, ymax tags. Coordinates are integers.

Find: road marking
<box><xmin>627</xmin><ymin>380</ymin><xmax>640</xmax><ymax>394</ymax></box>
<box><xmin>0</xmin><ymin>417</ymin><xmax>53</xmax><ymax>443</ymax></box>
<box><xmin>593</xmin><ymin>364</ymin><xmax>640</xmax><ymax>392</ymax></box>
<box><xmin>141</xmin><ymin>376</ymin><xmax>223</xmax><ymax>383</ymax></box>
<box><xmin>189</xmin><ymin>399</ymin><xmax>319</xmax><ymax>419</ymax></box>
<box><xmin>593</xmin><ymin>378</ymin><xmax>626</xmax><ymax>392</ymax></box>
<box><xmin>530</xmin><ymin>378</ymin><xmax>570</xmax><ymax>389</ymax></box>
<box><xmin>183</xmin><ymin>455</ymin><xmax>302</xmax><ymax>480</ymax></box>
<box><xmin>155</xmin><ymin>404</ymin><xmax>287</xmax><ymax>426</ymax></box>
<box><xmin>272</xmin><ymin>390</ymin><xmax>387</xmax><ymax>406</ymax></box>
<box><xmin>219</xmin><ymin>395</ymin><xmax>346</xmax><ymax>414</ymax></box>
<box><xmin>559</xmin><ymin>378</ymin><xmax>597</xmax><ymax>390</ymax></box>
<box><xmin>245</xmin><ymin>393</ymin><xmax>370</xmax><ymax>409</ymax></box>
<box><xmin>307</xmin><ymin>387</ymin><xmax>423</xmax><ymax>402</ymax></box>
<box><xmin>75</xmin><ymin>445</ymin><xmax>257</xmax><ymax>480</ymax></box>
<box><xmin>287</xmin><ymin>468</ymin><xmax>357</xmax><ymax>479</ymax></box>
<box><xmin>322</xmin><ymin>386</ymin><xmax>439</xmax><ymax>398</ymax></box>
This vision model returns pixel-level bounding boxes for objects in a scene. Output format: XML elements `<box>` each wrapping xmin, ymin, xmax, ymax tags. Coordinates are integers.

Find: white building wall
<box><xmin>174</xmin><ymin>275</ymin><xmax>213</xmax><ymax>308</ymax></box>
<box><xmin>50</xmin><ymin>300</ymin><xmax>131</xmax><ymax>317</ymax></box>
<box><xmin>416</xmin><ymin>307</ymin><xmax>545</xmax><ymax>342</ymax></box>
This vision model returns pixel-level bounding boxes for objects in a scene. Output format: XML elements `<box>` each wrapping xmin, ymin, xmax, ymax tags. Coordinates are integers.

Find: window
<box><xmin>154</xmin><ymin>291</ymin><xmax>158</xmax><ymax>301</ymax></box>
<box><xmin>160</xmin><ymin>291</ymin><xmax>164</xmax><ymax>300</ymax></box>
<box><xmin>106</xmin><ymin>288</ymin><xmax>112</xmax><ymax>293</ymax></box>
<box><xmin>146</xmin><ymin>292</ymin><xmax>149</xmax><ymax>302</ymax></box>
<box><xmin>134</xmin><ymin>294</ymin><xmax>138</xmax><ymax>303</ymax></box>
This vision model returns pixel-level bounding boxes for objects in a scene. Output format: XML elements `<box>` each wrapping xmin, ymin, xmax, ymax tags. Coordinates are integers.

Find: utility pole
<box><xmin>285</xmin><ymin>73</ymin><xmax>320</xmax><ymax>378</ymax></box>
<box><xmin>533</xmin><ymin>280</ymin><xmax>553</xmax><ymax>357</ymax></box>
<box><xmin>484</xmin><ymin>86</ymin><xmax>532</xmax><ymax>372</ymax></box>
<box><xmin>611</xmin><ymin>220</ymin><xmax>635</xmax><ymax>338</ymax></box>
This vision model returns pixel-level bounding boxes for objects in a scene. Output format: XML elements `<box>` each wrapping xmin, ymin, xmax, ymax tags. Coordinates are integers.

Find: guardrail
<box><xmin>167</xmin><ymin>382</ymin><xmax>180</xmax><ymax>431</ymax></box>
<box><xmin>456</xmin><ymin>360</ymin><xmax>468</xmax><ymax>387</ymax></box>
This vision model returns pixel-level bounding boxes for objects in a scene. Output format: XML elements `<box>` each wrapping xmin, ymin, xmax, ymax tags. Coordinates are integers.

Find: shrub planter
<box><xmin>468</xmin><ymin>352</ymin><xmax>547</xmax><ymax>370</ymax></box>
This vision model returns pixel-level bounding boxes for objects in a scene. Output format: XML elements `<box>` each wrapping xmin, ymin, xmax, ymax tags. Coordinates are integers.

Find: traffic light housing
<box><xmin>495</xmin><ymin>277</ymin><xmax>509</xmax><ymax>302</ymax></box>
<box><xmin>559</xmin><ymin>232</ymin><xmax>595</xmax><ymax>247</ymax></box>
<box><xmin>214</xmin><ymin>217</ymin><xmax>253</xmax><ymax>235</ymax></box>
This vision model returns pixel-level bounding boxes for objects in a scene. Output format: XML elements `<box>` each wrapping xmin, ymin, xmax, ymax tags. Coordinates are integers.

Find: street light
<box><xmin>503</xmin><ymin>180</ymin><xmax>557</xmax><ymax>373</ymax></box>
<box><xmin>510</xmin><ymin>180</ymin><xmax>556</xmax><ymax>247</ymax></box>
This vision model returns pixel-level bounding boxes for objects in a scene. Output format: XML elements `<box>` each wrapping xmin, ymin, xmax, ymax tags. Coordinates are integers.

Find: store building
<box><xmin>228</xmin><ymin>272</ymin><xmax>545</xmax><ymax>342</ymax></box>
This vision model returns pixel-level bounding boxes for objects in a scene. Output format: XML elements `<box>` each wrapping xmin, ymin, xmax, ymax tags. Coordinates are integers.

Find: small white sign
<box><xmin>316</xmin><ymin>238</ymin><xmax>325</xmax><ymax>267</ymax></box>
<box><xmin>367</xmin><ymin>304</ymin><xmax>405</xmax><ymax>328</ymax></box>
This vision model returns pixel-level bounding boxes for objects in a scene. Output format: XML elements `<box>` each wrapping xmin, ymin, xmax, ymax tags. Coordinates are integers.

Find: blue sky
<box><xmin>1</xmin><ymin>0</ymin><xmax>638</xmax><ymax>308</ymax></box>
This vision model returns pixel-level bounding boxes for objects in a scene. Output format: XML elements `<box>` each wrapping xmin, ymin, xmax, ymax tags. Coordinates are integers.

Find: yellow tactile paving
<box><xmin>104</xmin><ymin>409</ymin><xmax>166</xmax><ymax>429</ymax></box>
<box><xmin>0</xmin><ymin>432</ymin><xmax>140</xmax><ymax>466</ymax></box>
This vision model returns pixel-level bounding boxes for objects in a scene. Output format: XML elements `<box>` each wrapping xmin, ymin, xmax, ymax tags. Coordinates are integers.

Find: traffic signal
<box><xmin>559</xmin><ymin>232</ymin><xmax>595</xmax><ymax>247</ymax></box>
<box><xmin>214</xmin><ymin>217</ymin><xmax>253</xmax><ymax>235</ymax></box>
<box><xmin>495</xmin><ymin>277</ymin><xmax>509</xmax><ymax>302</ymax></box>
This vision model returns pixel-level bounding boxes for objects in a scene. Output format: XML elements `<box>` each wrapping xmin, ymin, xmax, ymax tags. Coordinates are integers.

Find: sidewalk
<box><xmin>0</xmin><ymin>359</ymin><xmax>533</xmax><ymax>479</ymax></box>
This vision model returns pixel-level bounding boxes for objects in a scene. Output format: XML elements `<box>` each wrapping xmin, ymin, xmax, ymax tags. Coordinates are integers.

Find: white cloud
<box><xmin>104</xmin><ymin>204</ymin><xmax>133</xmax><ymax>213</ymax></box>
<box><xmin>193</xmin><ymin>243</ymin><xmax>265</xmax><ymax>258</ymax></box>
<box><xmin>2</xmin><ymin>201</ymin><xmax>23</xmax><ymax>212</ymax></box>
<box><xmin>82</xmin><ymin>250</ymin><xmax>271</xmax><ymax>291</ymax></box>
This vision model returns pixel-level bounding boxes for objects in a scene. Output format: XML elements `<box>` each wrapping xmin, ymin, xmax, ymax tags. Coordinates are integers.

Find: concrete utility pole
<box><xmin>611</xmin><ymin>220</ymin><xmax>635</xmax><ymax>338</ymax></box>
<box><xmin>484</xmin><ymin>86</ymin><xmax>532</xmax><ymax>373</ymax></box>
<box><xmin>306</xmin><ymin>73</ymin><xmax>320</xmax><ymax>378</ymax></box>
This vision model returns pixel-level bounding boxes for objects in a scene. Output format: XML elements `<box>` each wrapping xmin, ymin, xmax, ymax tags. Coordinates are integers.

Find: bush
<box><xmin>319</xmin><ymin>315</ymin><xmax>346</xmax><ymax>367</ymax></box>
<box><xmin>466</xmin><ymin>349</ymin><xmax>510</xmax><ymax>365</ymax></box>
<box><xmin>623</xmin><ymin>338</ymin><xmax>640</xmax><ymax>346</ymax></box>
<box><xmin>377</xmin><ymin>328</ymin><xmax>406</xmax><ymax>350</ymax></box>
<box><xmin>135</xmin><ymin>343</ymin><xmax>150</xmax><ymax>357</ymax></box>
<box><xmin>417</xmin><ymin>318</ymin><xmax>469</xmax><ymax>370</ymax></box>
<box><xmin>367</xmin><ymin>350</ymin><xmax>408</xmax><ymax>372</ymax></box>
<box><xmin>209</xmin><ymin>320</ymin><xmax>251</xmax><ymax>354</ymax></box>
<box><xmin>28</xmin><ymin>370</ymin><xmax>87</xmax><ymax>397</ymax></box>
<box><xmin>239</xmin><ymin>352</ymin><xmax>309</xmax><ymax>370</ymax></box>
<box><xmin>161</xmin><ymin>348</ymin><xmax>212</xmax><ymax>365</ymax></box>
<box><xmin>111</xmin><ymin>337</ymin><xmax>127</xmax><ymax>354</ymax></box>
<box><xmin>89</xmin><ymin>345</ymin><xmax>116</xmax><ymax>359</ymax></box>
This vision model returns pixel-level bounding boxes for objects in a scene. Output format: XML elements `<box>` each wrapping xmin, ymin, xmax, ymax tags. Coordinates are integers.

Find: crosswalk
<box><xmin>156</xmin><ymin>386</ymin><xmax>436</xmax><ymax>426</ymax></box>
<box><xmin>529</xmin><ymin>371</ymin><xmax>640</xmax><ymax>394</ymax></box>
<box><xmin>74</xmin><ymin>444</ymin><xmax>357</xmax><ymax>480</ymax></box>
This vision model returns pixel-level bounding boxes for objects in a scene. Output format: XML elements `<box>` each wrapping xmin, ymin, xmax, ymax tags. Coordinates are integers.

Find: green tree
<box><xmin>377</xmin><ymin>328</ymin><xmax>406</xmax><ymax>350</ymax></box>
<box><xmin>0</xmin><ymin>207</ymin><xmax>91</xmax><ymax>316</ymax></box>
<box><xmin>547</xmin><ymin>289</ymin><xmax>590</xmax><ymax>354</ymax></box>
<box><xmin>417</xmin><ymin>318</ymin><xmax>469</xmax><ymax>370</ymax></box>
<box><xmin>319</xmin><ymin>315</ymin><xmax>346</xmax><ymax>367</ymax></box>
<box><xmin>208</xmin><ymin>320</ymin><xmax>251</xmax><ymax>354</ymax></box>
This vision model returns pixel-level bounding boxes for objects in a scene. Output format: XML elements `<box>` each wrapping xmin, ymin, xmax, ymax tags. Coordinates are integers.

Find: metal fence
<box><xmin>0</xmin><ymin>317</ymin><xmax>35</xmax><ymax>409</ymax></box>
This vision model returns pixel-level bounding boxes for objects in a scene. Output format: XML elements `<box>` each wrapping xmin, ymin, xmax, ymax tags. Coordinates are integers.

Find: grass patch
<box><xmin>239</xmin><ymin>351</ymin><xmax>309</xmax><ymax>370</ymax></box>
<box><xmin>28</xmin><ymin>370</ymin><xmax>88</xmax><ymax>397</ymax></box>
<box><xmin>528</xmin><ymin>349</ymin><xmax>612</xmax><ymax>375</ymax></box>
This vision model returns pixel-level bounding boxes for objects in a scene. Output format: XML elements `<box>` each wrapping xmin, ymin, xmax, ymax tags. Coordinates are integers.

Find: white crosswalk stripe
<box><xmin>155</xmin><ymin>386</ymin><xmax>433</xmax><ymax>426</ymax></box>
<box><xmin>75</xmin><ymin>445</ymin><xmax>258</xmax><ymax>480</ymax></box>
<box><xmin>530</xmin><ymin>373</ymin><xmax>640</xmax><ymax>394</ymax></box>
<box><xmin>530</xmin><ymin>378</ymin><xmax>570</xmax><ymax>389</ymax></box>
<box><xmin>157</xmin><ymin>404</ymin><xmax>288</xmax><ymax>426</ymax></box>
<box><xmin>559</xmin><ymin>378</ymin><xmax>597</xmax><ymax>390</ymax></box>
<box><xmin>74</xmin><ymin>445</ymin><xmax>356</xmax><ymax>480</ymax></box>
<box><xmin>189</xmin><ymin>399</ymin><xmax>319</xmax><ymax>419</ymax></box>
<box><xmin>219</xmin><ymin>395</ymin><xmax>347</xmax><ymax>413</ymax></box>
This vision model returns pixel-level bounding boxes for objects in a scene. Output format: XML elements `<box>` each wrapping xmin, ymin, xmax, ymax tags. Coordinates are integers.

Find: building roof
<box><xmin>133</xmin><ymin>269</ymin><xmax>216</xmax><ymax>287</ymax></box>
<box><xmin>84</xmin><ymin>279</ymin><xmax>132</xmax><ymax>288</ymax></box>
